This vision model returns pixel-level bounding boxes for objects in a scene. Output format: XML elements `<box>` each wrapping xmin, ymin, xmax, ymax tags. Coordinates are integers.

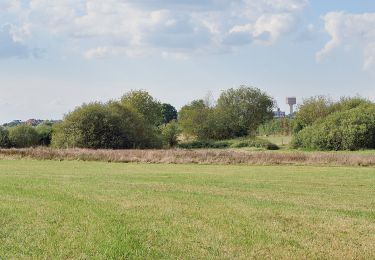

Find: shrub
<box><xmin>178</xmin><ymin>138</ymin><xmax>279</xmax><ymax>150</ymax></box>
<box><xmin>161</xmin><ymin>103</ymin><xmax>178</xmax><ymax>124</ymax></box>
<box><xmin>36</xmin><ymin>124</ymin><xmax>53</xmax><ymax>146</ymax></box>
<box><xmin>293</xmin><ymin>96</ymin><xmax>333</xmax><ymax>133</ymax></box>
<box><xmin>178</xmin><ymin>100</ymin><xmax>212</xmax><ymax>139</ymax></box>
<box><xmin>179</xmin><ymin>86</ymin><xmax>275</xmax><ymax>140</ymax></box>
<box><xmin>292</xmin><ymin>104</ymin><xmax>375</xmax><ymax>150</ymax></box>
<box><xmin>293</xmin><ymin>96</ymin><xmax>372</xmax><ymax>133</ymax></box>
<box><xmin>0</xmin><ymin>127</ymin><xmax>10</xmax><ymax>148</ymax></box>
<box><xmin>258</xmin><ymin>118</ymin><xmax>293</xmax><ymax>136</ymax></box>
<box><xmin>8</xmin><ymin>125</ymin><xmax>40</xmax><ymax>148</ymax></box>
<box><xmin>230</xmin><ymin>139</ymin><xmax>279</xmax><ymax>150</ymax></box>
<box><xmin>52</xmin><ymin>102</ymin><xmax>162</xmax><ymax>149</ymax></box>
<box><xmin>216</xmin><ymin>86</ymin><xmax>275</xmax><ymax>137</ymax></box>
<box><xmin>178</xmin><ymin>140</ymin><xmax>230</xmax><ymax>149</ymax></box>
<box><xmin>160</xmin><ymin>120</ymin><xmax>181</xmax><ymax>147</ymax></box>
<box><xmin>121</xmin><ymin>90</ymin><xmax>163</xmax><ymax>126</ymax></box>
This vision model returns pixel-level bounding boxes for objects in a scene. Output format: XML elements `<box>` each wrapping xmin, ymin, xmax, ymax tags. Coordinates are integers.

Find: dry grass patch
<box><xmin>0</xmin><ymin>147</ymin><xmax>374</xmax><ymax>166</ymax></box>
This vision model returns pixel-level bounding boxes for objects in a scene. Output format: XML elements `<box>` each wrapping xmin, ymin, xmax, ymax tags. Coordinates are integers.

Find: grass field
<box><xmin>1</xmin><ymin>160</ymin><xmax>375</xmax><ymax>259</ymax></box>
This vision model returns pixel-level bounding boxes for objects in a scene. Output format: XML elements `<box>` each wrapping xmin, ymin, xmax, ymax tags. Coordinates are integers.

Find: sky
<box><xmin>0</xmin><ymin>0</ymin><xmax>374</xmax><ymax>123</ymax></box>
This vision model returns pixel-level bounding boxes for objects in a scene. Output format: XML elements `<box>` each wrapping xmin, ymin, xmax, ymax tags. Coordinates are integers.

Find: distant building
<box><xmin>25</xmin><ymin>119</ymin><xmax>44</xmax><ymax>126</ymax></box>
<box><xmin>2</xmin><ymin>119</ymin><xmax>62</xmax><ymax>128</ymax></box>
<box><xmin>3</xmin><ymin>120</ymin><xmax>23</xmax><ymax>127</ymax></box>
<box><xmin>286</xmin><ymin>97</ymin><xmax>297</xmax><ymax>115</ymax></box>
<box><xmin>273</xmin><ymin>108</ymin><xmax>286</xmax><ymax>118</ymax></box>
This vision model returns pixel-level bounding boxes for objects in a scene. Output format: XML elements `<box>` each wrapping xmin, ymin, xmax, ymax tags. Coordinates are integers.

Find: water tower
<box><xmin>286</xmin><ymin>97</ymin><xmax>297</xmax><ymax>115</ymax></box>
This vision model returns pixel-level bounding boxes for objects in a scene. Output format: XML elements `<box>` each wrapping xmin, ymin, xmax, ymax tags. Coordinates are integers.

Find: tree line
<box><xmin>0</xmin><ymin>87</ymin><xmax>274</xmax><ymax>149</ymax></box>
<box><xmin>0</xmin><ymin>87</ymin><xmax>374</xmax><ymax>151</ymax></box>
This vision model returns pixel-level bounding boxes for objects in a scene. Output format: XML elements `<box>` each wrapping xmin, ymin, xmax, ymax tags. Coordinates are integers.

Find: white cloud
<box><xmin>229</xmin><ymin>13</ymin><xmax>297</xmax><ymax>45</ymax></box>
<box><xmin>0</xmin><ymin>24</ymin><xmax>37</xmax><ymax>58</ymax></box>
<box><xmin>0</xmin><ymin>0</ymin><xmax>309</xmax><ymax>59</ymax></box>
<box><xmin>317</xmin><ymin>12</ymin><xmax>375</xmax><ymax>70</ymax></box>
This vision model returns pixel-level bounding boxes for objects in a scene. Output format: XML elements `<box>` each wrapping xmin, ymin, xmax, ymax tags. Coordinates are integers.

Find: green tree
<box><xmin>293</xmin><ymin>96</ymin><xmax>333</xmax><ymax>132</ymax></box>
<box><xmin>331</xmin><ymin>96</ymin><xmax>372</xmax><ymax>113</ymax></box>
<box><xmin>178</xmin><ymin>100</ymin><xmax>212</xmax><ymax>139</ymax></box>
<box><xmin>216</xmin><ymin>86</ymin><xmax>275</xmax><ymax>137</ymax></box>
<box><xmin>8</xmin><ymin>125</ymin><xmax>40</xmax><ymax>148</ymax></box>
<box><xmin>52</xmin><ymin>102</ymin><xmax>162</xmax><ymax>149</ymax></box>
<box><xmin>36</xmin><ymin>124</ymin><xmax>53</xmax><ymax>146</ymax></box>
<box><xmin>121</xmin><ymin>90</ymin><xmax>163</xmax><ymax>126</ymax></box>
<box><xmin>258</xmin><ymin>118</ymin><xmax>293</xmax><ymax>136</ymax></box>
<box><xmin>160</xmin><ymin>120</ymin><xmax>181</xmax><ymax>147</ymax></box>
<box><xmin>293</xmin><ymin>96</ymin><xmax>372</xmax><ymax>133</ymax></box>
<box><xmin>161</xmin><ymin>103</ymin><xmax>178</xmax><ymax>124</ymax></box>
<box><xmin>0</xmin><ymin>127</ymin><xmax>10</xmax><ymax>148</ymax></box>
<box><xmin>292</xmin><ymin>103</ymin><xmax>375</xmax><ymax>150</ymax></box>
<box><xmin>108</xmin><ymin>102</ymin><xmax>162</xmax><ymax>149</ymax></box>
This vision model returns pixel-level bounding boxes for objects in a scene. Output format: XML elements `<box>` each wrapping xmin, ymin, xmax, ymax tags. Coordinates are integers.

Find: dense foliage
<box><xmin>177</xmin><ymin>137</ymin><xmax>279</xmax><ymax>150</ymax></box>
<box><xmin>121</xmin><ymin>90</ymin><xmax>163</xmax><ymax>126</ymax></box>
<box><xmin>257</xmin><ymin>118</ymin><xmax>293</xmax><ymax>136</ymax></box>
<box><xmin>36</xmin><ymin>124</ymin><xmax>53</xmax><ymax>146</ymax></box>
<box><xmin>52</xmin><ymin>102</ymin><xmax>162</xmax><ymax>149</ymax></box>
<box><xmin>178</xmin><ymin>100</ymin><xmax>212</xmax><ymax>139</ymax></box>
<box><xmin>216</xmin><ymin>86</ymin><xmax>275</xmax><ymax>136</ymax></box>
<box><xmin>161</xmin><ymin>103</ymin><xmax>178</xmax><ymax>124</ymax></box>
<box><xmin>0</xmin><ymin>127</ymin><xmax>10</xmax><ymax>148</ymax></box>
<box><xmin>293</xmin><ymin>96</ymin><xmax>333</xmax><ymax>132</ymax></box>
<box><xmin>292</xmin><ymin>104</ymin><xmax>375</xmax><ymax>150</ymax></box>
<box><xmin>293</xmin><ymin>96</ymin><xmax>372</xmax><ymax>133</ymax></box>
<box><xmin>160</xmin><ymin>120</ymin><xmax>181</xmax><ymax>147</ymax></box>
<box><xmin>179</xmin><ymin>86</ymin><xmax>275</xmax><ymax>140</ymax></box>
<box><xmin>2</xmin><ymin>89</ymin><xmax>373</xmax><ymax>151</ymax></box>
<box><xmin>8</xmin><ymin>125</ymin><xmax>40</xmax><ymax>148</ymax></box>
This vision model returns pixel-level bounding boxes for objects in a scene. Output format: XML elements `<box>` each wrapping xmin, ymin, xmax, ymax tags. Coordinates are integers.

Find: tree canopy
<box><xmin>8</xmin><ymin>125</ymin><xmax>40</xmax><ymax>148</ymax></box>
<box><xmin>121</xmin><ymin>90</ymin><xmax>163</xmax><ymax>126</ymax></box>
<box><xmin>161</xmin><ymin>103</ymin><xmax>178</xmax><ymax>124</ymax></box>
<box><xmin>178</xmin><ymin>86</ymin><xmax>275</xmax><ymax>140</ymax></box>
<box><xmin>52</xmin><ymin>102</ymin><xmax>162</xmax><ymax>149</ymax></box>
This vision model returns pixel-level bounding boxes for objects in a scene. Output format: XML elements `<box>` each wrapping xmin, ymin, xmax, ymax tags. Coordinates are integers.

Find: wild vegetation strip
<box><xmin>0</xmin><ymin>148</ymin><xmax>374</xmax><ymax>166</ymax></box>
<box><xmin>0</xmin><ymin>160</ymin><xmax>374</xmax><ymax>259</ymax></box>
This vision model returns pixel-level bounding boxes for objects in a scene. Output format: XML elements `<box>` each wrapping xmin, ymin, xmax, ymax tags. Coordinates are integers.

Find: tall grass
<box><xmin>0</xmin><ymin>148</ymin><xmax>374</xmax><ymax>167</ymax></box>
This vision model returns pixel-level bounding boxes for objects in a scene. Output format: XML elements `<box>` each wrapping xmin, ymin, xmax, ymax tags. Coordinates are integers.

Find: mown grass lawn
<box><xmin>0</xmin><ymin>160</ymin><xmax>374</xmax><ymax>259</ymax></box>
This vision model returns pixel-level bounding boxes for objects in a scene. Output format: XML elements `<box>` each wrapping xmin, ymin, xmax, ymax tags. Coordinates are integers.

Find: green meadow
<box><xmin>1</xmin><ymin>160</ymin><xmax>375</xmax><ymax>259</ymax></box>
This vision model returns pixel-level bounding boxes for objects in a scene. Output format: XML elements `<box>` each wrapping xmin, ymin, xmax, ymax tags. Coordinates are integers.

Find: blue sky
<box><xmin>0</xmin><ymin>0</ymin><xmax>374</xmax><ymax>123</ymax></box>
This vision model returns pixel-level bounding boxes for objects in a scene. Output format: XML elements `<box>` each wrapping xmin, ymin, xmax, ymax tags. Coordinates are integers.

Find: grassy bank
<box><xmin>0</xmin><ymin>148</ymin><xmax>374</xmax><ymax>167</ymax></box>
<box><xmin>0</xmin><ymin>160</ymin><xmax>375</xmax><ymax>259</ymax></box>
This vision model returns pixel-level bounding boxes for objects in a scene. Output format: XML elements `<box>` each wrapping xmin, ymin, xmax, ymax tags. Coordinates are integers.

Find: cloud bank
<box><xmin>0</xmin><ymin>0</ymin><xmax>308</xmax><ymax>58</ymax></box>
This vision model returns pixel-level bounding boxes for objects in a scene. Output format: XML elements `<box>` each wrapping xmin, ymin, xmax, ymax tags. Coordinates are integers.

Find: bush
<box><xmin>121</xmin><ymin>90</ymin><xmax>163</xmax><ymax>126</ymax></box>
<box><xmin>293</xmin><ymin>96</ymin><xmax>372</xmax><ymax>133</ymax></box>
<box><xmin>0</xmin><ymin>127</ymin><xmax>10</xmax><ymax>148</ymax></box>
<box><xmin>230</xmin><ymin>139</ymin><xmax>279</xmax><ymax>150</ymax></box>
<box><xmin>179</xmin><ymin>86</ymin><xmax>275</xmax><ymax>140</ymax></box>
<box><xmin>178</xmin><ymin>140</ymin><xmax>230</xmax><ymax>149</ymax></box>
<box><xmin>161</xmin><ymin>103</ymin><xmax>178</xmax><ymax>124</ymax></box>
<box><xmin>293</xmin><ymin>96</ymin><xmax>333</xmax><ymax>133</ymax></box>
<box><xmin>178</xmin><ymin>138</ymin><xmax>279</xmax><ymax>150</ymax></box>
<box><xmin>36</xmin><ymin>124</ymin><xmax>53</xmax><ymax>146</ymax></box>
<box><xmin>178</xmin><ymin>100</ymin><xmax>212</xmax><ymax>139</ymax></box>
<box><xmin>8</xmin><ymin>125</ymin><xmax>40</xmax><ymax>148</ymax></box>
<box><xmin>52</xmin><ymin>102</ymin><xmax>162</xmax><ymax>149</ymax></box>
<box><xmin>160</xmin><ymin>120</ymin><xmax>181</xmax><ymax>147</ymax></box>
<box><xmin>258</xmin><ymin>118</ymin><xmax>293</xmax><ymax>136</ymax></box>
<box><xmin>292</xmin><ymin>104</ymin><xmax>375</xmax><ymax>150</ymax></box>
<box><xmin>216</xmin><ymin>86</ymin><xmax>275</xmax><ymax>137</ymax></box>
